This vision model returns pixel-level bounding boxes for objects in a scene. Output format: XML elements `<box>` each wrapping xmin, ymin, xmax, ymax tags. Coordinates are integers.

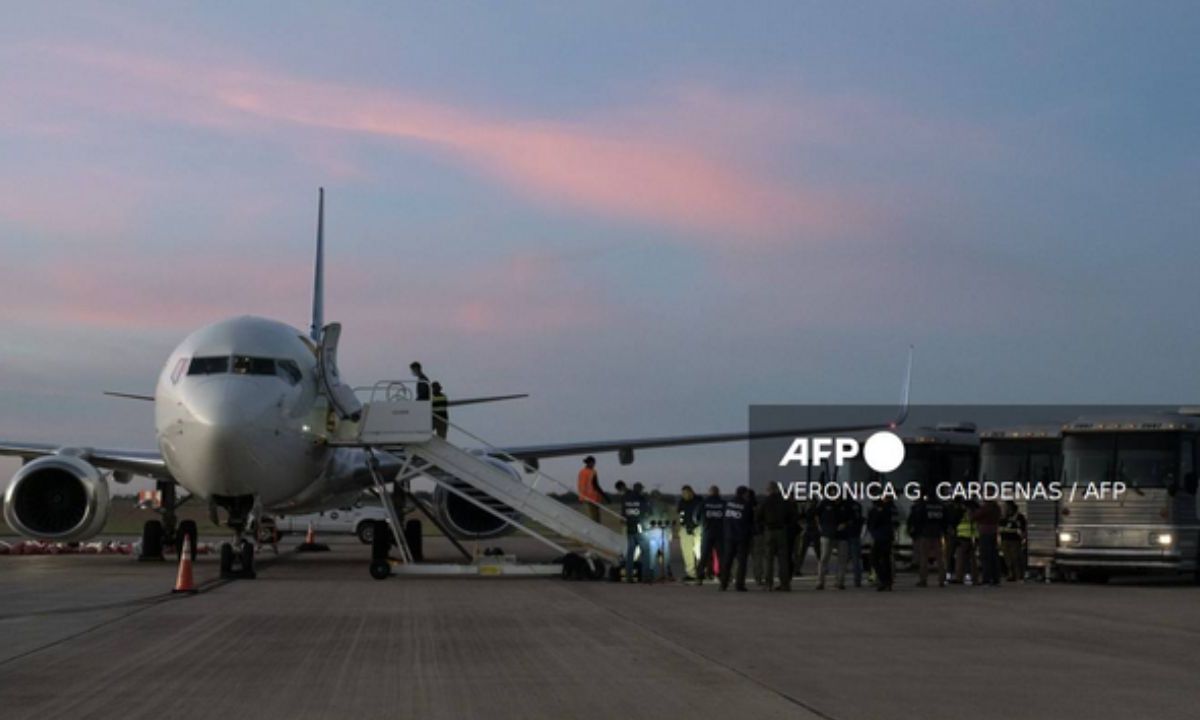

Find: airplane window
<box><xmin>233</xmin><ymin>356</ymin><xmax>276</xmax><ymax>376</ymax></box>
<box><xmin>187</xmin><ymin>356</ymin><xmax>229</xmax><ymax>375</ymax></box>
<box><xmin>277</xmin><ymin>359</ymin><xmax>302</xmax><ymax>385</ymax></box>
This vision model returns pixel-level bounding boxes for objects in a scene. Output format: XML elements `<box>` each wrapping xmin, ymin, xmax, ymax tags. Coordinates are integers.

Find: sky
<box><xmin>1</xmin><ymin>2</ymin><xmax>1198</xmax><ymax>492</ymax></box>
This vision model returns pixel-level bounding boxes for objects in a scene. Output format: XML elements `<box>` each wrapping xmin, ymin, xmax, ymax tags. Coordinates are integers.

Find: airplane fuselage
<box><xmin>154</xmin><ymin>315</ymin><xmax>357</xmax><ymax>513</ymax></box>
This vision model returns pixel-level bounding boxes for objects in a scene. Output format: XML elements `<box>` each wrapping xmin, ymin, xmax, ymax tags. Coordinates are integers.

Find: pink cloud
<box><xmin>20</xmin><ymin>45</ymin><xmax>858</xmax><ymax>242</ymax></box>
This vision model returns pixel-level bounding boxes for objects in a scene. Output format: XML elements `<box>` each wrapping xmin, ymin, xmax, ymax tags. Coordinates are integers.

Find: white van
<box><xmin>273</xmin><ymin>503</ymin><xmax>389</xmax><ymax>544</ymax></box>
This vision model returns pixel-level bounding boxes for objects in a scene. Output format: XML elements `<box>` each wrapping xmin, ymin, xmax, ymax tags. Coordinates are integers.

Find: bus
<box><xmin>1056</xmin><ymin>410</ymin><xmax>1200</xmax><ymax>582</ymax></box>
<box><xmin>978</xmin><ymin>426</ymin><xmax>1062</xmax><ymax>578</ymax></box>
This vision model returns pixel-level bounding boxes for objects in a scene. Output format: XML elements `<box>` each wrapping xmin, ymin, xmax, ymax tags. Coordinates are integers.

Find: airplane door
<box><xmin>318</xmin><ymin>323</ymin><xmax>363</xmax><ymax>421</ymax></box>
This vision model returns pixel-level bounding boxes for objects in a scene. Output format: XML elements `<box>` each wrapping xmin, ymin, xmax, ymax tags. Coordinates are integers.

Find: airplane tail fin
<box><xmin>892</xmin><ymin>345</ymin><xmax>914</xmax><ymax>428</ymax></box>
<box><xmin>309</xmin><ymin>188</ymin><xmax>325</xmax><ymax>342</ymax></box>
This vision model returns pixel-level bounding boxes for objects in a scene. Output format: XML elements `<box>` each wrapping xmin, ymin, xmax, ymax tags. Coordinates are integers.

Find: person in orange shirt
<box><xmin>577</xmin><ymin>456</ymin><xmax>609</xmax><ymax>522</ymax></box>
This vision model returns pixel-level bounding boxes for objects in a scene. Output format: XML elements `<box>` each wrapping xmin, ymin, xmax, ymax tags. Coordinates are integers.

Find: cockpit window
<box><xmin>232</xmin><ymin>356</ymin><xmax>276</xmax><ymax>376</ymax></box>
<box><xmin>188</xmin><ymin>356</ymin><xmax>229</xmax><ymax>376</ymax></box>
<box><xmin>171</xmin><ymin>358</ymin><xmax>188</xmax><ymax>384</ymax></box>
<box><xmin>277</xmin><ymin>359</ymin><xmax>302</xmax><ymax>385</ymax></box>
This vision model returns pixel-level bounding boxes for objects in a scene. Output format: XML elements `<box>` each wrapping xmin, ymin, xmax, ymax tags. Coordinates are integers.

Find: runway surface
<box><xmin>2</xmin><ymin>535</ymin><xmax>1198</xmax><ymax>720</ymax></box>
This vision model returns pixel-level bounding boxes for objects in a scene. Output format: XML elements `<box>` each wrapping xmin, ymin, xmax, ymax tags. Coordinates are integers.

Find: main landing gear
<box><xmin>139</xmin><ymin>480</ymin><xmax>194</xmax><ymax>561</ymax></box>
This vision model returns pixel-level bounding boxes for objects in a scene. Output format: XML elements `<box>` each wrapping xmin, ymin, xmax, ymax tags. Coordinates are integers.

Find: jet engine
<box><xmin>3</xmin><ymin>454</ymin><xmax>110</xmax><ymax>542</ymax></box>
<box><xmin>431</xmin><ymin>454</ymin><xmax>521</xmax><ymax>540</ymax></box>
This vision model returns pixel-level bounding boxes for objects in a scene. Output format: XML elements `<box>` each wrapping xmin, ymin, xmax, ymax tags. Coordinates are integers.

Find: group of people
<box><xmin>907</xmin><ymin>495</ymin><xmax>1029</xmax><ymax>587</ymax></box>
<box><xmin>578</xmin><ymin>460</ymin><xmax>1030</xmax><ymax>592</ymax></box>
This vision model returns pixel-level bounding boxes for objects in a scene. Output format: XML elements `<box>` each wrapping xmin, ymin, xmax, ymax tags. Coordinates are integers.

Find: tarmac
<box><xmin>2</xmin><ymin>534</ymin><xmax>1199</xmax><ymax>720</ymax></box>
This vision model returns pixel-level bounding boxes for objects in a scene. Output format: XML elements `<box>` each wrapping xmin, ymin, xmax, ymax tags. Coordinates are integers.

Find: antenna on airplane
<box><xmin>309</xmin><ymin>187</ymin><xmax>325</xmax><ymax>342</ymax></box>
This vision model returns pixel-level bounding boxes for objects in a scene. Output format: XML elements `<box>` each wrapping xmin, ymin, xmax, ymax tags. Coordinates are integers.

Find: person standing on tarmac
<box><xmin>409</xmin><ymin>361</ymin><xmax>431</xmax><ymax>401</ymax></box>
<box><xmin>697</xmin><ymin>486</ymin><xmax>725</xmax><ymax>585</ymax></box>
<box><xmin>953</xmin><ymin>501</ymin><xmax>980</xmax><ymax>585</ymax></box>
<box><xmin>867</xmin><ymin>498</ymin><xmax>897</xmax><ymax>591</ymax></box>
<box><xmin>677</xmin><ymin>485</ymin><xmax>703</xmax><ymax>582</ymax></box>
<box><xmin>431</xmin><ymin>382</ymin><xmax>449</xmax><ymax>438</ymax></box>
<box><xmin>577</xmin><ymin>456</ymin><xmax>609</xmax><ymax>523</ymax></box>
<box><xmin>757</xmin><ymin>482</ymin><xmax>797</xmax><ymax>591</ymax></box>
<box><xmin>646</xmin><ymin>490</ymin><xmax>673</xmax><ymax>581</ymax></box>
<box><xmin>795</xmin><ymin>501</ymin><xmax>822</xmax><ymax>577</ymax></box>
<box><xmin>1000</xmin><ymin>501</ymin><xmax>1028</xmax><ymax>581</ymax></box>
<box><xmin>842</xmin><ymin>498</ymin><xmax>865</xmax><ymax>588</ymax></box>
<box><xmin>748</xmin><ymin>489</ymin><xmax>767</xmax><ymax>586</ymax></box>
<box><xmin>719</xmin><ymin>486</ymin><xmax>754</xmax><ymax>592</ymax></box>
<box><xmin>907</xmin><ymin>493</ymin><xmax>947</xmax><ymax>587</ymax></box>
<box><xmin>973</xmin><ymin>499</ymin><xmax>1002</xmax><ymax>586</ymax></box>
<box><xmin>815</xmin><ymin>497</ymin><xmax>848</xmax><ymax>590</ymax></box>
<box><xmin>620</xmin><ymin>482</ymin><xmax>649</xmax><ymax>583</ymax></box>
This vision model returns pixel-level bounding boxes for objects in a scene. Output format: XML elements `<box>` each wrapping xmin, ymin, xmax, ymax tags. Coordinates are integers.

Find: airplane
<box><xmin>2</xmin><ymin>189</ymin><xmax>910</xmax><ymax>579</ymax></box>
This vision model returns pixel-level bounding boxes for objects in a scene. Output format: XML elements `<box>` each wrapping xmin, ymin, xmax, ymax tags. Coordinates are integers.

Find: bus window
<box><xmin>188</xmin><ymin>356</ymin><xmax>229</xmax><ymax>376</ymax></box>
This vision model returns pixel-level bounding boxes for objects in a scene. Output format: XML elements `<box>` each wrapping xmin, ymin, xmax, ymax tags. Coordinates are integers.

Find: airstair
<box><xmin>401</xmin><ymin>436</ymin><xmax>626</xmax><ymax>561</ymax></box>
<box><xmin>314</xmin><ymin>324</ymin><xmax>626</xmax><ymax>574</ymax></box>
<box><xmin>325</xmin><ymin>380</ymin><xmax>626</xmax><ymax>567</ymax></box>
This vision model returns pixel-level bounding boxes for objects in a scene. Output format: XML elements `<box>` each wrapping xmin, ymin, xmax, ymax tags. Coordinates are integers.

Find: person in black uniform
<box><xmin>867</xmin><ymin>498</ymin><xmax>897</xmax><ymax>591</ymax></box>
<box><xmin>431</xmin><ymin>381</ymin><xmax>449</xmax><ymax>438</ymax></box>
<box><xmin>757</xmin><ymin>482</ymin><xmax>798</xmax><ymax>591</ymax></box>
<box><xmin>696</xmin><ymin>486</ymin><xmax>726</xmax><ymax>585</ymax></box>
<box><xmin>620</xmin><ymin>482</ymin><xmax>649</xmax><ymax>583</ymax></box>
<box><xmin>409</xmin><ymin>361</ymin><xmax>431</xmax><ymax>401</ymax></box>
<box><xmin>719</xmin><ymin>485</ymin><xmax>754</xmax><ymax>592</ymax></box>
<box><xmin>794</xmin><ymin>501</ymin><xmax>822</xmax><ymax>577</ymax></box>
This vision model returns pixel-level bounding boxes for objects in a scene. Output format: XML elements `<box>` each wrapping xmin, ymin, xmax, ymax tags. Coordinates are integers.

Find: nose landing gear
<box><xmin>219</xmin><ymin>539</ymin><xmax>256</xmax><ymax>579</ymax></box>
<box><xmin>214</xmin><ymin>494</ymin><xmax>258</xmax><ymax>580</ymax></box>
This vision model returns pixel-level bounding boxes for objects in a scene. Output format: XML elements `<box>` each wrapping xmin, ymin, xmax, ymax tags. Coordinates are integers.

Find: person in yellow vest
<box><xmin>577</xmin><ymin>456</ymin><xmax>609</xmax><ymax>523</ymax></box>
<box><xmin>953</xmin><ymin>501</ymin><xmax>980</xmax><ymax>585</ymax></box>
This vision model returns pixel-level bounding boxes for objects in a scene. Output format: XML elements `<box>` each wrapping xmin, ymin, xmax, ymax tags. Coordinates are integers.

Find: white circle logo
<box><xmin>863</xmin><ymin>431</ymin><xmax>905</xmax><ymax>473</ymax></box>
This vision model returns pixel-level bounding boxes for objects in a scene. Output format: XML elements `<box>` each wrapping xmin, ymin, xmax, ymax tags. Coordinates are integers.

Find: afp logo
<box><xmin>778</xmin><ymin>431</ymin><xmax>905</xmax><ymax>473</ymax></box>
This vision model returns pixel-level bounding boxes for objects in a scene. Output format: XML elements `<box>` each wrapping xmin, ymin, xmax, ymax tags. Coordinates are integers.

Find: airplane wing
<box><xmin>0</xmin><ymin>442</ymin><xmax>170</xmax><ymax>479</ymax></box>
<box><xmin>495</xmin><ymin>347</ymin><xmax>913</xmax><ymax>464</ymax></box>
<box><xmin>493</xmin><ymin>420</ymin><xmax>898</xmax><ymax>464</ymax></box>
<box><xmin>446</xmin><ymin>393</ymin><xmax>528</xmax><ymax>408</ymax></box>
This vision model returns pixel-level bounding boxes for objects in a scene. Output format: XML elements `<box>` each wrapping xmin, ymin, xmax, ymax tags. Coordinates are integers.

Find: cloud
<box><xmin>12</xmin><ymin>44</ymin><xmax>859</xmax><ymax>243</ymax></box>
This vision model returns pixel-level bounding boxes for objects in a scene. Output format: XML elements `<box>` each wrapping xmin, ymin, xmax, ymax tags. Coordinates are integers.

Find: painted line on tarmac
<box><xmin>557</xmin><ymin>582</ymin><xmax>842</xmax><ymax>720</ymax></box>
<box><xmin>0</xmin><ymin>546</ymin><xmax>297</xmax><ymax>668</ymax></box>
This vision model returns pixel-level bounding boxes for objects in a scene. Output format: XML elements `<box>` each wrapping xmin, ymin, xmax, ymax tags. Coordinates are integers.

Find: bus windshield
<box><xmin>980</xmin><ymin>446</ymin><xmax>1025</xmax><ymax>483</ymax></box>
<box><xmin>1117</xmin><ymin>434</ymin><xmax>1178</xmax><ymax>489</ymax></box>
<box><xmin>1064</xmin><ymin>433</ymin><xmax>1179</xmax><ymax>490</ymax></box>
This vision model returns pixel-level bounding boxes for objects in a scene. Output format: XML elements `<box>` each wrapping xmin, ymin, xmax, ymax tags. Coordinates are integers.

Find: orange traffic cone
<box><xmin>297</xmin><ymin>522</ymin><xmax>330</xmax><ymax>552</ymax></box>
<box><xmin>172</xmin><ymin>536</ymin><xmax>197</xmax><ymax>594</ymax></box>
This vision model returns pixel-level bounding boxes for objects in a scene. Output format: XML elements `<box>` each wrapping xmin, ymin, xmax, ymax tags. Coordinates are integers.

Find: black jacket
<box><xmin>757</xmin><ymin>493</ymin><xmax>797</xmax><ymax>531</ymax></box>
<box><xmin>621</xmin><ymin>491</ymin><xmax>649</xmax><ymax>535</ymax></box>
<box><xmin>723</xmin><ymin>497</ymin><xmax>754</xmax><ymax>539</ymax></box>
<box><xmin>907</xmin><ymin>499</ymin><xmax>947</xmax><ymax>539</ymax></box>
<box><xmin>677</xmin><ymin>496</ymin><xmax>703</xmax><ymax>533</ymax></box>
<box><xmin>867</xmin><ymin>503</ymin><xmax>896</xmax><ymax>542</ymax></box>
<box><xmin>701</xmin><ymin>495</ymin><xmax>727</xmax><ymax>530</ymax></box>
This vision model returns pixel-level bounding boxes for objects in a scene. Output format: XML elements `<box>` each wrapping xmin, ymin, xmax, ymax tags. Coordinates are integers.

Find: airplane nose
<box><xmin>172</xmin><ymin>378</ymin><xmax>279</xmax><ymax>497</ymax></box>
<box><xmin>183</xmin><ymin>377</ymin><xmax>278</xmax><ymax>428</ymax></box>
